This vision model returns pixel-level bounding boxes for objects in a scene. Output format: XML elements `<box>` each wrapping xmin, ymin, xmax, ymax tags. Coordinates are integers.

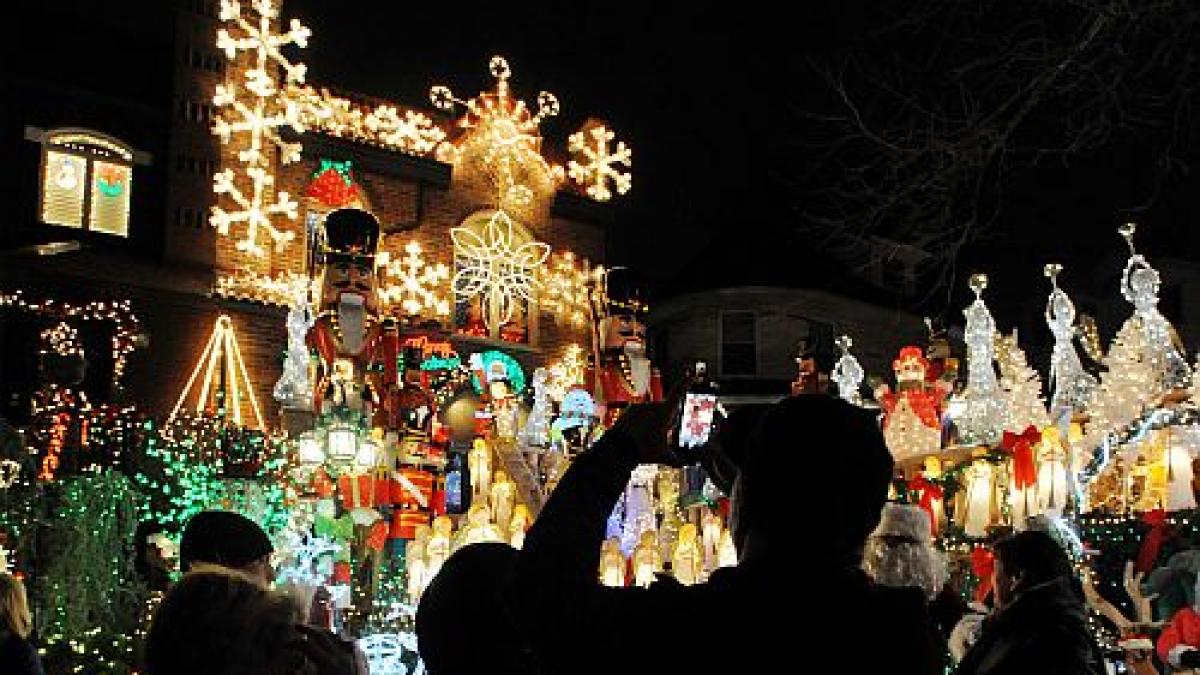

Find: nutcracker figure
<box><xmin>306</xmin><ymin>209</ymin><xmax>400</xmax><ymax>423</ymax></box>
<box><xmin>586</xmin><ymin>271</ymin><xmax>663</xmax><ymax>427</ymax></box>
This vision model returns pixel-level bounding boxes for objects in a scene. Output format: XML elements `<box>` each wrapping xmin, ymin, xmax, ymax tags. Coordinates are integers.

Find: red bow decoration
<box><xmin>908</xmin><ymin>473</ymin><xmax>944</xmax><ymax>536</ymax></box>
<box><xmin>971</xmin><ymin>547</ymin><xmax>996</xmax><ymax>604</ymax></box>
<box><xmin>1001</xmin><ymin>426</ymin><xmax>1041</xmax><ymax>490</ymax></box>
<box><xmin>1136</xmin><ymin>508</ymin><xmax>1170</xmax><ymax>573</ymax></box>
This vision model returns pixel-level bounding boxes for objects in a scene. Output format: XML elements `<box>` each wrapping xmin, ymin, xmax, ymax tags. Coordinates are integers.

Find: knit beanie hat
<box><xmin>179</xmin><ymin>511</ymin><xmax>273</xmax><ymax>572</ymax></box>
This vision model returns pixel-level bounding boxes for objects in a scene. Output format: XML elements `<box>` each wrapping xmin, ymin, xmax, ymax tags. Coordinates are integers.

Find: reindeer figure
<box><xmin>1082</xmin><ymin>561</ymin><xmax>1162</xmax><ymax>674</ymax></box>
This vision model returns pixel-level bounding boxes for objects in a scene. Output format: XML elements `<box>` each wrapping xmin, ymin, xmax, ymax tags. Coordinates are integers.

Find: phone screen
<box><xmin>677</xmin><ymin>393</ymin><xmax>719</xmax><ymax>450</ymax></box>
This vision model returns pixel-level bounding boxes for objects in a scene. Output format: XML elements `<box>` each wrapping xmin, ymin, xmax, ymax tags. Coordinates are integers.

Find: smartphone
<box><xmin>674</xmin><ymin>362</ymin><xmax>721</xmax><ymax>459</ymax></box>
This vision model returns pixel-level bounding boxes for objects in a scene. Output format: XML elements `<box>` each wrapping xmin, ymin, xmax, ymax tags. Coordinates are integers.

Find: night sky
<box><xmin>8</xmin><ymin>1</ymin><xmax>1198</xmax><ymax>327</ymax></box>
<box><xmin>285</xmin><ymin>2</ymin><xmax>1200</xmax><ymax>319</ymax></box>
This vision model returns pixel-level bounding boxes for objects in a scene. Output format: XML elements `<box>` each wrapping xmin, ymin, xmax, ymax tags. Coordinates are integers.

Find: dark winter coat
<box><xmin>954</xmin><ymin>576</ymin><xmax>1106</xmax><ymax>675</ymax></box>
<box><xmin>508</xmin><ymin>428</ymin><xmax>942</xmax><ymax>675</ymax></box>
<box><xmin>0</xmin><ymin>631</ymin><xmax>45</xmax><ymax>675</ymax></box>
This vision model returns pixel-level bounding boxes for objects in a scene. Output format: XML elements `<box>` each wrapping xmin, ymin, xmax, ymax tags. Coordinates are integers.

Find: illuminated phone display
<box><xmin>678</xmin><ymin>393</ymin><xmax>719</xmax><ymax>449</ymax></box>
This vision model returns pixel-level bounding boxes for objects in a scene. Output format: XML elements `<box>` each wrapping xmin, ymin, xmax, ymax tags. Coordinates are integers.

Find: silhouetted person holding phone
<box><xmin>509</xmin><ymin>395</ymin><xmax>941</xmax><ymax>674</ymax></box>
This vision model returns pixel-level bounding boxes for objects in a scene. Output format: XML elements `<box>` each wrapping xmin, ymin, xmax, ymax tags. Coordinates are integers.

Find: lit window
<box><xmin>37</xmin><ymin>129</ymin><xmax>135</xmax><ymax>237</ymax></box>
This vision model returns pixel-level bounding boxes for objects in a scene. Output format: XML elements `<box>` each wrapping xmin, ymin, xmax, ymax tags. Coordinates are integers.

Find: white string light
<box><xmin>210</xmin><ymin>0</ymin><xmax>309</xmax><ymax>256</ymax></box>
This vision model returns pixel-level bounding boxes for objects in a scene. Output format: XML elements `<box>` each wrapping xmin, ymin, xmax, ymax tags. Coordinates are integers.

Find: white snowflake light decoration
<box><xmin>431</xmin><ymin>56</ymin><xmax>563</xmax><ymax>205</ymax></box>
<box><xmin>379</xmin><ymin>241</ymin><xmax>451</xmax><ymax>317</ymax></box>
<box><xmin>568</xmin><ymin>123</ymin><xmax>632</xmax><ymax>202</ymax></box>
<box><xmin>451</xmin><ymin>210</ymin><xmax>550</xmax><ymax>329</ymax></box>
<box><xmin>0</xmin><ymin>545</ymin><xmax>10</xmax><ymax>575</ymax></box>
<box><xmin>210</xmin><ymin>0</ymin><xmax>309</xmax><ymax>256</ymax></box>
<box><xmin>539</xmin><ymin>250</ymin><xmax>593</xmax><ymax>327</ymax></box>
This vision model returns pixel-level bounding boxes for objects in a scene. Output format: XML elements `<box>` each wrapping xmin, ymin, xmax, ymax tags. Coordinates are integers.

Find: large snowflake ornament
<box><xmin>379</xmin><ymin>241</ymin><xmax>451</xmax><ymax>317</ymax></box>
<box><xmin>539</xmin><ymin>250</ymin><xmax>593</xmax><ymax>327</ymax></box>
<box><xmin>451</xmin><ymin>210</ymin><xmax>550</xmax><ymax>329</ymax></box>
<box><xmin>431</xmin><ymin>56</ymin><xmax>563</xmax><ymax>206</ymax></box>
<box><xmin>568</xmin><ymin>123</ymin><xmax>632</xmax><ymax>201</ymax></box>
<box><xmin>210</xmin><ymin>0</ymin><xmax>309</xmax><ymax>256</ymax></box>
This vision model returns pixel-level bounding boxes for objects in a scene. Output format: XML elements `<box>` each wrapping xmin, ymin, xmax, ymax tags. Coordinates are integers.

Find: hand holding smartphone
<box><xmin>671</xmin><ymin>361</ymin><xmax>723</xmax><ymax>462</ymax></box>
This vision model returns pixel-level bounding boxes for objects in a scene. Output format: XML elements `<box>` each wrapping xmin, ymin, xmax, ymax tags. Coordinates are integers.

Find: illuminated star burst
<box><xmin>431</xmin><ymin>56</ymin><xmax>562</xmax><ymax>206</ymax></box>
<box><xmin>210</xmin><ymin>0</ymin><xmax>310</xmax><ymax>256</ymax></box>
<box><xmin>451</xmin><ymin>210</ymin><xmax>550</xmax><ymax>329</ymax></box>
<box><xmin>568</xmin><ymin>124</ymin><xmax>632</xmax><ymax>201</ymax></box>
<box><xmin>379</xmin><ymin>241</ymin><xmax>451</xmax><ymax>317</ymax></box>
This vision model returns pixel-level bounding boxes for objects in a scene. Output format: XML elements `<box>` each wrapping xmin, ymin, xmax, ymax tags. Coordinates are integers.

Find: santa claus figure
<box><xmin>587</xmin><ymin>276</ymin><xmax>663</xmax><ymax>427</ymax></box>
<box><xmin>306</xmin><ymin>209</ymin><xmax>399</xmax><ymax>422</ymax></box>
<box><xmin>877</xmin><ymin>346</ymin><xmax>946</xmax><ymax>460</ymax></box>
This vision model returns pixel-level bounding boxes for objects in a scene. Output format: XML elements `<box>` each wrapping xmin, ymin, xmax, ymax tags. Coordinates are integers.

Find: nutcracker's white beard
<box><xmin>337</xmin><ymin>293</ymin><xmax>365</xmax><ymax>354</ymax></box>
<box><xmin>624</xmin><ymin>342</ymin><xmax>651</xmax><ymax>396</ymax></box>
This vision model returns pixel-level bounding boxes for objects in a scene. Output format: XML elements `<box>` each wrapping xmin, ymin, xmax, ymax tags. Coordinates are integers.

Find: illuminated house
<box><xmin>0</xmin><ymin>2</ymin><xmax>623</xmax><ymax>426</ymax></box>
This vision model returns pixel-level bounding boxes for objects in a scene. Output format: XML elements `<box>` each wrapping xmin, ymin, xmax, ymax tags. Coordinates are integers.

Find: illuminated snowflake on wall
<box><xmin>431</xmin><ymin>56</ymin><xmax>563</xmax><ymax>206</ymax></box>
<box><xmin>539</xmin><ymin>250</ymin><xmax>594</xmax><ymax>327</ymax></box>
<box><xmin>568</xmin><ymin>123</ymin><xmax>632</xmax><ymax>202</ymax></box>
<box><xmin>379</xmin><ymin>241</ymin><xmax>451</xmax><ymax>318</ymax></box>
<box><xmin>210</xmin><ymin>0</ymin><xmax>310</xmax><ymax>256</ymax></box>
<box><xmin>451</xmin><ymin>210</ymin><xmax>550</xmax><ymax>330</ymax></box>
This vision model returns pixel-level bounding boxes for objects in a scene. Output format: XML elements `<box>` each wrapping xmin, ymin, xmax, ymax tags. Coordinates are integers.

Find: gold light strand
<box><xmin>288</xmin><ymin>85</ymin><xmax>446</xmax><ymax>155</ymax></box>
<box><xmin>0</xmin><ymin>291</ymin><xmax>140</xmax><ymax>385</ymax></box>
<box><xmin>168</xmin><ymin>315</ymin><xmax>266</xmax><ymax>430</ymax></box>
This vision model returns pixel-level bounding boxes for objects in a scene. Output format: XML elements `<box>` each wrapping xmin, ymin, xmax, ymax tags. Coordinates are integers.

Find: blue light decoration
<box><xmin>468</xmin><ymin>350</ymin><xmax>526</xmax><ymax>395</ymax></box>
<box><xmin>558</xmin><ymin>387</ymin><xmax>596</xmax><ymax>428</ymax></box>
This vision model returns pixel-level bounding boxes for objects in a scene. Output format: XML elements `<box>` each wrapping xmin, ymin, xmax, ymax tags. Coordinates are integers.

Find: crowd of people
<box><xmin>0</xmin><ymin>395</ymin><xmax>1126</xmax><ymax>674</ymax></box>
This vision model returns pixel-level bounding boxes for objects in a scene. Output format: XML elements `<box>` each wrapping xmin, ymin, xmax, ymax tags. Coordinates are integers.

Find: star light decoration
<box><xmin>451</xmin><ymin>210</ymin><xmax>550</xmax><ymax>330</ymax></box>
<box><xmin>289</xmin><ymin>85</ymin><xmax>446</xmax><ymax>155</ymax></box>
<box><xmin>431</xmin><ymin>56</ymin><xmax>564</xmax><ymax>206</ymax></box>
<box><xmin>568</xmin><ymin>123</ymin><xmax>632</xmax><ymax>202</ymax></box>
<box><xmin>539</xmin><ymin>251</ymin><xmax>595</xmax><ymax>327</ymax></box>
<box><xmin>378</xmin><ymin>241</ymin><xmax>451</xmax><ymax>318</ymax></box>
<box><xmin>210</xmin><ymin>0</ymin><xmax>310</xmax><ymax>256</ymax></box>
